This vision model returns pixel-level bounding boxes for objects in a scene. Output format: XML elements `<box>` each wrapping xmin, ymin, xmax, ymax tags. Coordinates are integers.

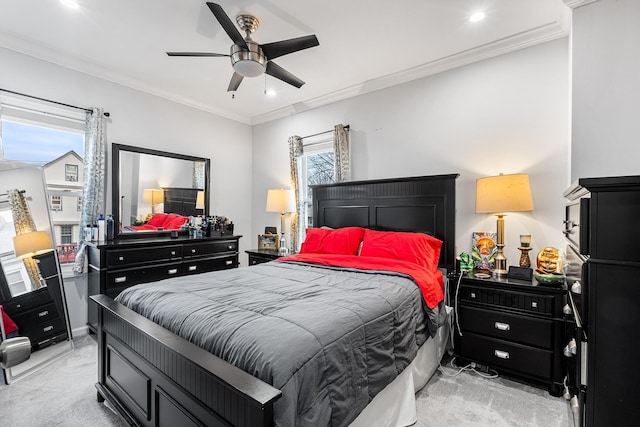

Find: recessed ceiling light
<box><xmin>60</xmin><ymin>0</ymin><xmax>79</xmax><ymax>9</ymax></box>
<box><xmin>264</xmin><ymin>89</ymin><xmax>276</xmax><ymax>97</ymax></box>
<box><xmin>469</xmin><ymin>11</ymin><xmax>486</xmax><ymax>23</ymax></box>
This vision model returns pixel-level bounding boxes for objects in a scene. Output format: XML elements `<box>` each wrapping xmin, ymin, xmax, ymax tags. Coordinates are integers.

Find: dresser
<box><xmin>87</xmin><ymin>235</ymin><xmax>241</xmax><ymax>333</ymax></box>
<box><xmin>563</xmin><ymin>175</ymin><xmax>640</xmax><ymax>427</ymax></box>
<box><xmin>0</xmin><ymin>251</ymin><xmax>68</xmax><ymax>350</ymax></box>
<box><xmin>450</xmin><ymin>271</ymin><xmax>567</xmax><ymax>395</ymax></box>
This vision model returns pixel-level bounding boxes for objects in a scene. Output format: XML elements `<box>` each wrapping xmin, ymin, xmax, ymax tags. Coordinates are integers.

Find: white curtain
<box><xmin>73</xmin><ymin>108</ymin><xmax>107</xmax><ymax>273</ymax></box>
<box><xmin>333</xmin><ymin>124</ymin><xmax>350</xmax><ymax>182</ymax></box>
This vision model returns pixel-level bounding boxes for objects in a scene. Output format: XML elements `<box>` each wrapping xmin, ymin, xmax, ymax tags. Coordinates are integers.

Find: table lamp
<box><xmin>476</xmin><ymin>173</ymin><xmax>534</xmax><ymax>276</ymax></box>
<box><xmin>266</xmin><ymin>189</ymin><xmax>296</xmax><ymax>255</ymax></box>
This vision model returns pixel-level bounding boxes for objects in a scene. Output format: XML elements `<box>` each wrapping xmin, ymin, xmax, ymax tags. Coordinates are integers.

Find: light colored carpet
<box><xmin>0</xmin><ymin>337</ymin><xmax>571</xmax><ymax>426</ymax></box>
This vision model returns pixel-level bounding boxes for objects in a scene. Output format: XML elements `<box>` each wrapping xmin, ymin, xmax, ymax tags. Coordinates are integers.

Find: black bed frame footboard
<box><xmin>91</xmin><ymin>294</ymin><xmax>282</xmax><ymax>427</ymax></box>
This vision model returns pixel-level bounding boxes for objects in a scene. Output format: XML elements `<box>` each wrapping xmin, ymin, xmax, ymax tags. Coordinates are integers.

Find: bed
<box><xmin>91</xmin><ymin>174</ymin><xmax>458</xmax><ymax>426</ymax></box>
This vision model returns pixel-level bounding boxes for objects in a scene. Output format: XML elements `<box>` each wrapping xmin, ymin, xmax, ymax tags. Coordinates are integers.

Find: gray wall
<box><xmin>571</xmin><ymin>0</ymin><xmax>640</xmax><ymax>180</ymax></box>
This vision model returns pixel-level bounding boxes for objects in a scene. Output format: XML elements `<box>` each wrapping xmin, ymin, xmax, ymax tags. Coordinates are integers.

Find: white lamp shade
<box><xmin>266</xmin><ymin>189</ymin><xmax>296</xmax><ymax>213</ymax></box>
<box><xmin>476</xmin><ymin>174</ymin><xmax>534</xmax><ymax>214</ymax></box>
<box><xmin>143</xmin><ymin>189</ymin><xmax>163</xmax><ymax>204</ymax></box>
<box><xmin>196</xmin><ymin>191</ymin><xmax>205</xmax><ymax>210</ymax></box>
<box><xmin>13</xmin><ymin>231</ymin><xmax>54</xmax><ymax>259</ymax></box>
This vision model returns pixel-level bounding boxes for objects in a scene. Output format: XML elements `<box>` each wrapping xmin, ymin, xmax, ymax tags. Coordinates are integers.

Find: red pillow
<box><xmin>359</xmin><ymin>229</ymin><xmax>442</xmax><ymax>271</ymax></box>
<box><xmin>146</xmin><ymin>213</ymin><xmax>168</xmax><ymax>227</ymax></box>
<box><xmin>300</xmin><ymin>227</ymin><xmax>365</xmax><ymax>255</ymax></box>
<box><xmin>164</xmin><ymin>214</ymin><xmax>188</xmax><ymax>230</ymax></box>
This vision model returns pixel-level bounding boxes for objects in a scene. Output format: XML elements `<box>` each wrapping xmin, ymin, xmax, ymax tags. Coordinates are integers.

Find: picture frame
<box><xmin>471</xmin><ymin>231</ymin><xmax>498</xmax><ymax>270</ymax></box>
<box><xmin>258</xmin><ymin>233</ymin><xmax>279</xmax><ymax>250</ymax></box>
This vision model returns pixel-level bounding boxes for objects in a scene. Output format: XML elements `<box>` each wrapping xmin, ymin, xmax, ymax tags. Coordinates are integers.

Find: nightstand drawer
<box><xmin>11</xmin><ymin>302</ymin><xmax>59</xmax><ymax>329</ymax></box>
<box><xmin>459</xmin><ymin>305</ymin><xmax>553</xmax><ymax>349</ymax></box>
<box><xmin>459</xmin><ymin>332</ymin><xmax>553</xmax><ymax>380</ymax></box>
<box><xmin>460</xmin><ymin>285</ymin><xmax>555</xmax><ymax>316</ymax></box>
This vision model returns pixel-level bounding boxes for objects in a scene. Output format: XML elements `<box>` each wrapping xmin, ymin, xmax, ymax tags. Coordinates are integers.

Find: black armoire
<box><xmin>564</xmin><ymin>175</ymin><xmax>640</xmax><ymax>427</ymax></box>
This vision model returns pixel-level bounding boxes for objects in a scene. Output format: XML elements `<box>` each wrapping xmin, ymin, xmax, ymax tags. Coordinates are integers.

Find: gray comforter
<box><xmin>115</xmin><ymin>260</ymin><xmax>441</xmax><ymax>426</ymax></box>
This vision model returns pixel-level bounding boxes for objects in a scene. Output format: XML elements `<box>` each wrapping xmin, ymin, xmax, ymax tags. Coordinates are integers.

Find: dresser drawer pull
<box><xmin>114</xmin><ymin>276</ymin><xmax>127</xmax><ymax>283</ymax></box>
<box><xmin>192</xmin><ymin>249</ymin><xmax>197</xmax><ymax>253</ymax></box>
<box><xmin>228</xmin><ymin>245</ymin><xmax>234</xmax><ymax>250</ymax></box>
<box><xmin>225</xmin><ymin>260</ymin><xmax>233</xmax><ymax>266</ymax></box>
<box><xmin>168</xmin><ymin>268</ymin><xmax>178</xmax><ymax>275</ymax></box>
<box><xmin>563</xmin><ymin>304</ymin><xmax>573</xmax><ymax>315</ymax></box>
<box><xmin>118</xmin><ymin>256</ymin><xmax>124</xmax><ymax>261</ymax></box>
<box><xmin>531</xmin><ymin>301</ymin><xmax>538</xmax><ymax>308</ymax></box>
<box><xmin>470</xmin><ymin>292</ymin><xmax>476</xmax><ymax>299</ymax></box>
<box><xmin>564</xmin><ymin>338</ymin><xmax>577</xmax><ymax>357</ymax></box>
<box><xmin>188</xmin><ymin>265</ymin><xmax>197</xmax><ymax>272</ymax></box>
<box><xmin>494</xmin><ymin>350</ymin><xmax>510</xmax><ymax>360</ymax></box>
<box><xmin>38</xmin><ymin>310</ymin><xmax>49</xmax><ymax>317</ymax></box>
<box><xmin>571</xmin><ymin>281</ymin><xmax>581</xmax><ymax>295</ymax></box>
<box><xmin>495</xmin><ymin>322</ymin><xmax>510</xmax><ymax>331</ymax></box>
<box><xmin>43</xmin><ymin>325</ymin><xmax>54</xmax><ymax>333</ymax></box>
<box><xmin>171</xmin><ymin>251</ymin><xmax>176</xmax><ymax>256</ymax></box>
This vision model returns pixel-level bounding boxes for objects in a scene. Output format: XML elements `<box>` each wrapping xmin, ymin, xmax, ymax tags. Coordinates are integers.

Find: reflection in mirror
<box><xmin>0</xmin><ymin>160</ymin><xmax>73</xmax><ymax>384</ymax></box>
<box><xmin>112</xmin><ymin>144</ymin><xmax>210</xmax><ymax>238</ymax></box>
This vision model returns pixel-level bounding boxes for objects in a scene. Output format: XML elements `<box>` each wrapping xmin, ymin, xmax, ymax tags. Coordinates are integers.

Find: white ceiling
<box><xmin>0</xmin><ymin>0</ymin><xmax>570</xmax><ymax>125</ymax></box>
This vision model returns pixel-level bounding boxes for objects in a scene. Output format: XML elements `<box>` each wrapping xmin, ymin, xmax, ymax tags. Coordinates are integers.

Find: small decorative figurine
<box><xmin>534</xmin><ymin>246</ymin><xmax>565</xmax><ymax>284</ymax></box>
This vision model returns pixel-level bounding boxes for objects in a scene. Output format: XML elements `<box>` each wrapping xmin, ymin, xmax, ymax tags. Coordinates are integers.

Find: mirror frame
<box><xmin>112</xmin><ymin>143</ymin><xmax>211</xmax><ymax>240</ymax></box>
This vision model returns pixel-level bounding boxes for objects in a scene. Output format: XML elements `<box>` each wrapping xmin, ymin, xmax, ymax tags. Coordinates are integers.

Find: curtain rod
<box><xmin>0</xmin><ymin>88</ymin><xmax>110</xmax><ymax>117</ymax></box>
<box><xmin>300</xmin><ymin>124</ymin><xmax>349</xmax><ymax>141</ymax></box>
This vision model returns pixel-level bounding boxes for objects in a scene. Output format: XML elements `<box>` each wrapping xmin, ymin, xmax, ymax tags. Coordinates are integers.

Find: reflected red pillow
<box><xmin>300</xmin><ymin>227</ymin><xmax>365</xmax><ymax>255</ymax></box>
<box><xmin>146</xmin><ymin>213</ymin><xmax>168</xmax><ymax>227</ymax></box>
<box><xmin>359</xmin><ymin>229</ymin><xmax>442</xmax><ymax>271</ymax></box>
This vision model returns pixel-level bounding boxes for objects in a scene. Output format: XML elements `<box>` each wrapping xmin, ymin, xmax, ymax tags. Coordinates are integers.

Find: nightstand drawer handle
<box><xmin>38</xmin><ymin>310</ymin><xmax>49</xmax><ymax>317</ymax></box>
<box><xmin>114</xmin><ymin>276</ymin><xmax>127</xmax><ymax>283</ymax></box>
<box><xmin>192</xmin><ymin>249</ymin><xmax>197</xmax><ymax>253</ymax></box>
<box><xmin>228</xmin><ymin>245</ymin><xmax>234</xmax><ymax>250</ymax></box>
<box><xmin>225</xmin><ymin>260</ymin><xmax>233</xmax><ymax>266</ymax></box>
<box><xmin>495</xmin><ymin>322</ymin><xmax>510</xmax><ymax>331</ymax></box>
<box><xmin>171</xmin><ymin>251</ymin><xmax>176</xmax><ymax>256</ymax></box>
<box><xmin>188</xmin><ymin>265</ymin><xmax>197</xmax><ymax>272</ymax></box>
<box><xmin>470</xmin><ymin>292</ymin><xmax>476</xmax><ymax>299</ymax></box>
<box><xmin>494</xmin><ymin>350</ymin><xmax>510</xmax><ymax>360</ymax></box>
<box><xmin>168</xmin><ymin>268</ymin><xmax>178</xmax><ymax>275</ymax></box>
<box><xmin>43</xmin><ymin>325</ymin><xmax>53</xmax><ymax>333</ymax></box>
<box><xmin>564</xmin><ymin>338</ymin><xmax>577</xmax><ymax>357</ymax></box>
<box><xmin>571</xmin><ymin>281</ymin><xmax>581</xmax><ymax>295</ymax></box>
<box><xmin>118</xmin><ymin>256</ymin><xmax>124</xmax><ymax>261</ymax></box>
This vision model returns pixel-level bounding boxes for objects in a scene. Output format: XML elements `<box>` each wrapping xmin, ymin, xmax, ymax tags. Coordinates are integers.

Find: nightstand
<box><xmin>450</xmin><ymin>270</ymin><xmax>567</xmax><ymax>396</ymax></box>
<box><xmin>245</xmin><ymin>249</ymin><xmax>284</xmax><ymax>266</ymax></box>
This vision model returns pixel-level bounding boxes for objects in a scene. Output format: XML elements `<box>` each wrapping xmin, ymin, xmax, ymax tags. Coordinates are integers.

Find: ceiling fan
<box><xmin>167</xmin><ymin>2</ymin><xmax>320</xmax><ymax>93</ymax></box>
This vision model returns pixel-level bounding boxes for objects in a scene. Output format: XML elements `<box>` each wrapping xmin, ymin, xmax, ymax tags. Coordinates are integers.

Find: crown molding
<box><xmin>0</xmin><ymin>32</ymin><xmax>252</xmax><ymax>125</ymax></box>
<box><xmin>562</xmin><ymin>0</ymin><xmax>599</xmax><ymax>9</ymax></box>
<box><xmin>251</xmin><ymin>19</ymin><xmax>569</xmax><ymax>125</ymax></box>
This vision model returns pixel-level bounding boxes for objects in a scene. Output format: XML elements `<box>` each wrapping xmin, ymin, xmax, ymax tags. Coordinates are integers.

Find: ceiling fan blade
<box><xmin>166</xmin><ymin>52</ymin><xmax>229</xmax><ymax>57</ymax></box>
<box><xmin>207</xmin><ymin>2</ymin><xmax>248</xmax><ymax>50</ymax></box>
<box><xmin>227</xmin><ymin>72</ymin><xmax>244</xmax><ymax>92</ymax></box>
<box><xmin>261</xmin><ymin>35</ymin><xmax>319</xmax><ymax>60</ymax></box>
<box><xmin>265</xmin><ymin>61</ymin><xmax>305</xmax><ymax>88</ymax></box>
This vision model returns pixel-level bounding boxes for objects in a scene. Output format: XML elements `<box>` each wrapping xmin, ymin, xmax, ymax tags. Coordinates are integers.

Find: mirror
<box><xmin>0</xmin><ymin>159</ymin><xmax>74</xmax><ymax>384</ymax></box>
<box><xmin>112</xmin><ymin>143</ymin><xmax>210</xmax><ymax>239</ymax></box>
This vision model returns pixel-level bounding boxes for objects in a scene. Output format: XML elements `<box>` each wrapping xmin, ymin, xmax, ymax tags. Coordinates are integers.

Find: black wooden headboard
<box><xmin>312</xmin><ymin>174</ymin><xmax>458</xmax><ymax>272</ymax></box>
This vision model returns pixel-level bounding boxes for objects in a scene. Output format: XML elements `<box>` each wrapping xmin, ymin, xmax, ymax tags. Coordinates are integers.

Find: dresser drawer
<box><xmin>458</xmin><ymin>305</ymin><xmax>553</xmax><ymax>349</ymax></box>
<box><xmin>106</xmin><ymin>245</ymin><xmax>182</xmax><ymax>267</ymax></box>
<box><xmin>459</xmin><ymin>332</ymin><xmax>553</xmax><ymax>381</ymax></box>
<box><xmin>105</xmin><ymin>261</ymin><xmax>183</xmax><ymax>292</ymax></box>
<box><xmin>459</xmin><ymin>285</ymin><xmax>555</xmax><ymax>316</ymax></box>
<box><xmin>183</xmin><ymin>240</ymin><xmax>237</xmax><ymax>258</ymax></box>
<box><xmin>21</xmin><ymin>316</ymin><xmax>67</xmax><ymax>346</ymax></box>
<box><xmin>2</xmin><ymin>287</ymin><xmax>53</xmax><ymax>315</ymax></box>
<box><xmin>11</xmin><ymin>302</ymin><xmax>59</xmax><ymax>330</ymax></box>
<box><xmin>183</xmin><ymin>255</ymin><xmax>238</xmax><ymax>275</ymax></box>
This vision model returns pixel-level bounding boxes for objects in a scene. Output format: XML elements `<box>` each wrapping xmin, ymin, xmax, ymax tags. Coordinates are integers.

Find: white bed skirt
<box><xmin>350</xmin><ymin>306</ymin><xmax>452</xmax><ymax>427</ymax></box>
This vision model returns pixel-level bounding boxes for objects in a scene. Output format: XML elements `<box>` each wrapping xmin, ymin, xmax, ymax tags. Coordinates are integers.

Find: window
<box><xmin>65</xmin><ymin>164</ymin><xmax>78</xmax><ymax>182</ymax></box>
<box><xmin>50</xmin><ymin>195</ymin><xmax>62</xmax><ymax>211</ymax></box>
<box><xmin>60</xmin><ymin>225</ymin><xmax>73</xmax><ymax>244</ymax></box>
<box><xmin>299</xmin><ymin>139</ymin><xmax>335</xmax><ymax>228</ymax></box>
<box><xmin>77</xmin><ymin>197</ymin><xmax>82</xmax><ymax>211</ymax></box>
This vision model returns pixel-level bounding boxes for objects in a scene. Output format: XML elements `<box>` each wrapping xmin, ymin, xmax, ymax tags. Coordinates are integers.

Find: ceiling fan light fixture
<box><xmin>60</xmin><ymin>0</ymin><xmax>79</xmax><ymax>9</ymax></box>
<box><xmin>230</xmin><ymin>41</ymin><xmax>267</xmax><ymax>77</ymax></box>
<box><xmin>469</xmin><ymin>11</ymin><xmax>486</xmax><ymax>22</ymax></box>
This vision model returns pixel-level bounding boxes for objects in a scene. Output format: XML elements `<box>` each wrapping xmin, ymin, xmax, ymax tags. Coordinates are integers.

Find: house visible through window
<box><xmin>65</xmin><ymin>164</ymin><xmax>78</xmax><ymax>182</ymax></box>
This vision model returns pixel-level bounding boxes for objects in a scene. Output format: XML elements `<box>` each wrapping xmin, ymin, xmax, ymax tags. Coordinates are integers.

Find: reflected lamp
<box><xmin>13</xmin><ymin>231</ymin><xmax>54</xmax><ymax>259</ymax></box>
<box><xmin>143</xmin><ymin>189</ymin><xmax>163</xmax><ymax>214</ymax></box>
<box><xmin>476</xmin><ymin>173</ymin><xmax>534</xmax><ymax>276</ymax></box>
<box><xmin>196</xmin><ymin>191</ymin><xmax>205</xmax><ymax>210</ymax></box>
